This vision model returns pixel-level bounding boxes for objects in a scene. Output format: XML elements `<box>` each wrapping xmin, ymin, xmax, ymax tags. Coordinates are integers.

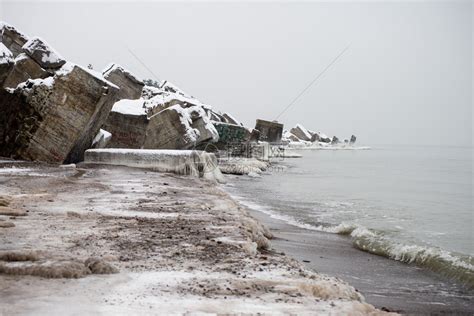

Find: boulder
<box><xmin>3</xmin><ymin>53</ymin><xmax>50</xmax><ymax>89</ymax></box>
<box><xmin>22</xmin><ymin>37</ymin><xmax>66</xmax><ymax>69</ymax></box>
<box><xmin>0</xmin><ymin>65</ymin><xmax>119</xmax><ymax>163</ymax></box>
<box><xmin>331</xmin><ymin>136</ymin><xmax>340</xmax><ymax>145</ymax></box>
<box><xmin>0</xmin><ymin>43</ymin><xmax>14</xmax><ymax>86</ymax></box>
<box><xmin>102</xmin><ymin>99</ymin><xmax>148</xmax><ymax>149</ymax></box>
<box><xmin>255</xmin><ymin>119</ymin><xmax>283</xmax><ymax>143</ymax></box>
<box><xmin>350</xmin><ymin>135</ymin><xmax>357</xmax><ymax>144</ymax></box>
<box><xmin>290</xmin><ymin>124</ymin><xmax>312</xmax><ymax>142</ymax></box>
<box><xmin>0</xmin><ymin>22</ymin><xmax>29</xmax><ymax>57</ymax></box>
<box><xmin>102</xmin><ymin>63</ymin><xmax>144</xmax><ymax>100</ymax></box>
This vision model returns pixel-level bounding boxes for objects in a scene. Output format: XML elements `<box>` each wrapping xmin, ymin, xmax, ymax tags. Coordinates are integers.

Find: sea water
<box><xmin>225</xmin><ymin>145</ymin><xmax>473</xmax><ymax>287</ymax></box>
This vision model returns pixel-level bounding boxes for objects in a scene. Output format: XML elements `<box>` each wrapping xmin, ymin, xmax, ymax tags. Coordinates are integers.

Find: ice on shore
<box><xmin>84</xmin><ymin>148</ymin><xmax>225</xmax><ymax>183</ymax></box>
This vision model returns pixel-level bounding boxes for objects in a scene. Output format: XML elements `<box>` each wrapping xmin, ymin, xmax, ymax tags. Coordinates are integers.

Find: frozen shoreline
<box><xmin>0</xmin><ymin>160</ymin><xmax>391</xmax><ymax>315</ymax></box>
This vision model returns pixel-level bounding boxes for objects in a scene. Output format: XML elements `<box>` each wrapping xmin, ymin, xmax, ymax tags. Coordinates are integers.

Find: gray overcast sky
<box><xmin>1</xmin><ymin>1</ymin><xmax>472</xmax><ymax>146</ymax></box>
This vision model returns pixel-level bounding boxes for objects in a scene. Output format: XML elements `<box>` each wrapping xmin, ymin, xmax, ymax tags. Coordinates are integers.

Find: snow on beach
<box><xmin>0</xmin><ymin>161</ymin><xmax>392</xmax><ymax>315</ymax></box>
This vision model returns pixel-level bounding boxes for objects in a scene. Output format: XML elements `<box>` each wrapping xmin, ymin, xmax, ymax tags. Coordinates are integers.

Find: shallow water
<box><xmin>225</xmin><ymin>145</ymin><xmax>473</xmax><ymax>287</ymax></box>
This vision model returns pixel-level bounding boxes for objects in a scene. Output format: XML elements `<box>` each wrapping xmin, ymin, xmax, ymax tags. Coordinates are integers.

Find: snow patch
<box><xmin>111</xmin><ymin>99</ymin><xmax>146</xmax><ymax>116</ymax></box>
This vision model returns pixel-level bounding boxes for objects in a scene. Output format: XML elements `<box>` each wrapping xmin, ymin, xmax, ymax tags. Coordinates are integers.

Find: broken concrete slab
<box><xmin>143</xmin><ymin>105</ymin><xmax>216</xmax><ymax>150</ymax></box>
<box><xmin>0</xmin><ymin>22</ymin><xmax>29</xmax><ymax>57</ymax></box>
<box><xmin>0</xmin><ymin>65</ymin><xmax>119</xmax><ymax>164</ymax></box>
<box><xmin>0</xmin><ymin>43</ymin><xmax>14</xmax><ymax>86</ymax></box>
<box><xmin>102</xmin><ymin>99</ymin><xmax>148</xmax><ymax>149</ymax></box>
<box><xmin>22</xmin><ymin>37</ymin><xmax>65</xmax><ymax>69</ymax></box>
<box><xmin>91</xmin><ymin>129</ymin><xmax>112</xmax><ymax>149</ymax></box>
<box><xmin>213</xmin><ymin>122</ymin><xmax>251</xmax><ymax>148</ymax></box>
<box><xmin>3</xmin><ymin>53</ymin><xmax>50</xmax><ymax>89</ymax></box>
<box><xmin>187</xmin><ymin>105</ymin><xmax>219</xmax><ymax>145</ymax></box>
<box><xmin>84</xmin><ymin>148</ymin><xmax>224</xmax><ymax>183</ymax></box>
<box><xmin>350</xmin><ymin>135</ymin><xmax>357</xmax><ymax>144</ymax></box>
<box><xmin>290</xmin><ymin>124</ymin><xmax>312</xmax><ymax>142</ymax></box>
<box><xmin>102</xmin><ymin>63</ymin><xmax>144</xmax><ymax>100</ymax></box>
<box><xmin>144</xmin><ymin>105</ymin><xmax>197</xmax><ymax>150</ymax></box>
<box><xmin>255</xmin><ymin>119</ymin><xmax>283</xmax><ymax>143</ymax></box>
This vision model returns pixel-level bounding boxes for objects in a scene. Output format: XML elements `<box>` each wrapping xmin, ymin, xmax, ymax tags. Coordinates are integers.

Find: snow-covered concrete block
<box><xmin>283</xmin><ymin>130</ymin><xmax>301</xmax><ymax>142</ymax></box>
<box><xmin>102</xmin><ymin>63</ymin><xmax>144</xmax><ymax>100</ymax></box>
<box><xmin>290</xmin><ymin>124</ymin><xmax>312</xmax><ymax>142</ymax></box>
<box><xmin>84</xmin><ymin>148</ymin><xmax>224</xmax><ymax>183</ymax></box>
<box><xmin>0</xmin><ymin>65</ymin><xmax>119</xmax><ymax>163</ymax></box>
<box><xmin>0</xmin><ymin>22</ymin><xmax>29</xmax><ymax>57</ymax></box>
<box><xmin>102</xmin><ymin>99</ymin><xmax>149</xmax><ymax>149</ymax></box>
<box><xmin>3</xmin><ymin>53</ymin><xmax>49</xmax><ymax>89</ymax></box>
<box><xmin>144</xmin><ymin>105</ymin><xmax>200</xmax><ymax>150</ymax></box>
<box><xmin>22</xmin><ymin>37</ymin><xmax>65</xmax><ymax>69</ymax></box>
<box><xmin>144</xmin><ymin>102</ymin><xmax>219</xmax><ymax>150</ymax></box>
<box><xmin>0</xmin><ymin>43</ymin><xmax>14</xmax><ymax>85</ymax></box>
<box><xmin>91</xmin><ymin>129</ymin><xmax>112</xmax><ymax>149</ymax></box>
<box><xmin>255</xmin><ymin>119</ymin><xmax>283</xmax><ymax>143</ymax></box>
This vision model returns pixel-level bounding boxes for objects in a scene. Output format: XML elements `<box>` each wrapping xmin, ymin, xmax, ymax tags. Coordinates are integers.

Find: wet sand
<box><xmin>248</xmin><ymin>209</ymin><xmax>474</xmax><ymax>315</ymax></box>
<box><xmin>0</xmin><ymin>160</ymin><xmax>390</xmax><ymax>315</ymax></box>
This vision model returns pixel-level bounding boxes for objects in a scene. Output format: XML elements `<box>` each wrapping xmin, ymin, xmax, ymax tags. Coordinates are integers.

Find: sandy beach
<box><xmin>0</xmin><ymin>160</ymin><xmax>392</xmax><ymax>315</ymax></box>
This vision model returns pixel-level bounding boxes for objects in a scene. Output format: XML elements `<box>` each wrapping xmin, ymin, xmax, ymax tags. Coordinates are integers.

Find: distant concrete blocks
<box><xmin>255</xmin><ymin>119</ymin><xmax>283</xmax><ymax>143</ymax></box>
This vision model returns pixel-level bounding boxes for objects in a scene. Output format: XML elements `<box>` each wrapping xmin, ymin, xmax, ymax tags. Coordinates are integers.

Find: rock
<box><xmin>255</xmin><ymin>119</ymin><xmax>283</xmax><ymax>143</ymax></box>
<box><xmin>22</xmin><ymin>37</ymin><xmax>66</xmax><ymax>69</ymax></box>
<box><xmin>0</xmin><ymin>43</ymin><xmax>14</xmax><ymax>86</ymax></box>
<box><xmin>331</xmin><ymin>136</ymin><xmax>340</xmax><ymax>145</ymax></box>
<box><xmin>102</xmin><ymin>63</ymin><xmax>144</xmax><ymax>100</ymax></box>
<box><xmin>350</xmin><ymin>135</ymin><xmax>357</xmax><ymax>144</ymax></box>
<box><xmin>3</xmin><ymin>53</ymin><xmax>50</xmax><ymax>89</ymax></box>
<box><xmin>290</xmin><ymin>124</ymin><xmax>312</xmax><ymax>142</ymax></box>
<box><xmin>102</xmin><ymin>99</ymin><xmax>148</xmax><ymax>149</ymax></box>
<box><xmin>0</xmin><ymin>65</ymin><xmax>119</xmax><ymax>163</ymax></box>
<box><xmin>0</xmin><ymin>22</ymin><xmax>29</xmax><ymax>57</ymax></box>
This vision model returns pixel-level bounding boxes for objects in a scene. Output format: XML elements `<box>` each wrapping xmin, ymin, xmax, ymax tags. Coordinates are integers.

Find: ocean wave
<box><xmin>227</xmin><ymin>191</ymin><xmax>474</xmax><ymax>288</ymax></box>
<box><xmin>348</xmin><ymin>226</ymin><xmax>474</xmax><ymax>288</ymax></box>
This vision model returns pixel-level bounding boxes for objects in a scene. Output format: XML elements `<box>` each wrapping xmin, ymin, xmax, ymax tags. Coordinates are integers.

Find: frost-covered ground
<box><xmin>0</xmin><ymin>160</ymin><xmax>391</xmax><ymax>315</ymax></box>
